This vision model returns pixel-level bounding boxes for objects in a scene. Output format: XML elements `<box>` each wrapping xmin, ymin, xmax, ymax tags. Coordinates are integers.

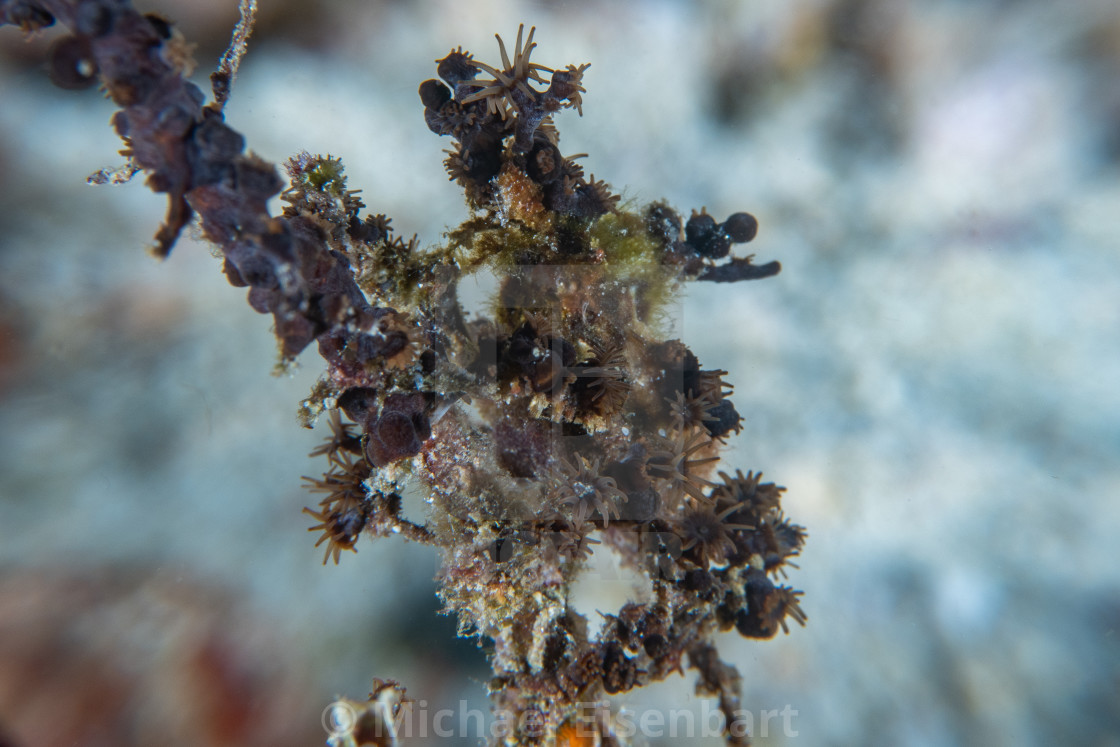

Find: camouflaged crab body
<box><xmin>405</xmin><ymin>86</ymin><xmax>803</xmax><ymax>747</ymax></box>
<box><xmin>312</xmin><ymin>24</ymin><xmax>806</xmax><ymax>746</ymax></box>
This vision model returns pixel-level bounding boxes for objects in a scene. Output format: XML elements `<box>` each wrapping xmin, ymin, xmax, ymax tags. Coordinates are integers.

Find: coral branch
<box><xmin>210</xmin><ymin>0</ymin><xmax>257</xmax><ymax>108</ymax></box>
<box><xmin>2</xmin><ymin>4</ymin><xmax>806</xmax><ymax>745</ymax></box>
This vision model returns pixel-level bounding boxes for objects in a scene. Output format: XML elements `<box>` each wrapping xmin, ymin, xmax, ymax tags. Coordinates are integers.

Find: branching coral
<box><xmin>0</xmin><ymin>4</ymin><xmax>808</xmax><ymax>745</ymax></box>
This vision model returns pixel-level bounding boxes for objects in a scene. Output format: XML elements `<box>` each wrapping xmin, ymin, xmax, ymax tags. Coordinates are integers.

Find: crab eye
<box><xmin>48</xmin><ymin>35</ymin><xmax>98</xmax><ymax>90</ymax></box>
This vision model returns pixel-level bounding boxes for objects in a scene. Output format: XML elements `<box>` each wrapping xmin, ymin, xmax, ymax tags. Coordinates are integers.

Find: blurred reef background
<box><xmin>1</xmin><ymin>0</ymin><xmax>1119</xmax><ymax>745</ymax></box>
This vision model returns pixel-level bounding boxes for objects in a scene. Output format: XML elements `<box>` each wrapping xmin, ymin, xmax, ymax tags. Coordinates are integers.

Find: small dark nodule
<box><xmin>48</xmin><ymin>36</ymin><xmax>98</xmax><ymax>90</ymax></box>
<box><xmin>419</xmin><ymin>78</ymin><xmax>451</xmax><ymax>110</ymax></box>
<box><xmin>724</xmin><ymin>212</ymin><xmax>759</xmax><ymax>243</ymax></box>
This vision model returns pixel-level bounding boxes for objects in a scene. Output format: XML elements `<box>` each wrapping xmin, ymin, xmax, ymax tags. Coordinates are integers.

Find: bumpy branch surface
<box><xmin>2</xmin><ymin>4</ymin><xmax>807</xmax><ymax>745</ymax></box>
